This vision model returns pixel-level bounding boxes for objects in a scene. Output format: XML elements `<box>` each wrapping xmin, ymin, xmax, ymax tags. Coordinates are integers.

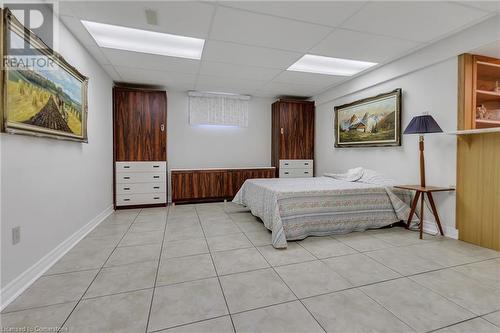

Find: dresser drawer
<box><xmin>279</xmin><ymin>168</ymin><xmax>313</xmax><ymax>178</ymax></box>
<box><xmin>116</xmin><ymin>161</ymin><xmax>166</xmax><ymax>173</ymax></box>
<box><xmin>116</xmin><ymin>172</ymin><xmax>165</xmax><ymax>184</ymax></box>
<box><xmin>279</xmin><ymin>159</ymin><xmax>313</xmax><ymax>169</ymax></box>
<box><xmin>116</xmin><ymin>182</ymin><xmax>166</xmax><ymax>195</ymax></box>
<box><xmin>116</xmin><ymin>193</ymin><xmax>166</xmax><ymax>206</ymax></box>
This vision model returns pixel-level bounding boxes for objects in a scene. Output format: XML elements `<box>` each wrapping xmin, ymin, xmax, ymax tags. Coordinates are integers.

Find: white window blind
<box><xmin>188</xmin><ymin>91</ymin><xmax>250</xmax><ymax>127</ymax></box>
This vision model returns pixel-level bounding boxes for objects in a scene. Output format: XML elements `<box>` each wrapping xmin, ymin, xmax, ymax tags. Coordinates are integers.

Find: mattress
<box><xmin>232</xmin><ymin>177</ymin><xmax>414</xmax><ymax>248</ymax></box>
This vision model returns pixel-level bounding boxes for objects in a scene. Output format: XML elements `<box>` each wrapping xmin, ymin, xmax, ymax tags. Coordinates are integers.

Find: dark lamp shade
<box><xmin>403</xmin><ymin>115</ymin><xmax>443</xmax><ymax>134</ymax></box>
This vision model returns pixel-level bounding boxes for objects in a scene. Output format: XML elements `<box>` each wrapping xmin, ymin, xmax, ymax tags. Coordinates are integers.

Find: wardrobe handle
<box><xmin>280</xmin><ymin>128</ymin><xmax>284</xmax><ymax>135</ymax></box>
<box><xmin>160</xmin><ymin>124</ymin><xmax>165</xmax><ymax>132</ymax></box>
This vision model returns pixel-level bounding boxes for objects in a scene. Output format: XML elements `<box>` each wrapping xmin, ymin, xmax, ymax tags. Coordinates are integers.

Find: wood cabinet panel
<box><xmin>229</xmin><ymin>168</ymin><xmax>276</xmax><ymax>197</ymax></box>
<box><xmin>114</xmin><ymin>88</ymin><xmax>167</xmax><ymax>161</ymax></box>
<box><xmin>171</xmin><ymin>168</ymin><xmax>275</xmax><ymax>203</ymax></box>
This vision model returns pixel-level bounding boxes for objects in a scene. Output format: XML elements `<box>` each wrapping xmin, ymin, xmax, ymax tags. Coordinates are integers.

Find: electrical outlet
<box><xmin>12</xmin><ymin>226</ymin><xmax>21</xmax><ymax>245</ymax></box>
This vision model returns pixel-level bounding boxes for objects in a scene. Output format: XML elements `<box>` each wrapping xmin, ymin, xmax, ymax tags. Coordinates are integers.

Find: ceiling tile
<box><xmin>60</xmin><ymin>15</ymin><xmax>98</xmax><ymax>47</ymax></box>
<box><xmin>101</xmin><ymin>64</ymin><xmax>122</xmax><ymax>81</ymax></box>
<box><xmin>210</xmin><ymin>6</ymin><xmax>333</xmax><ymax>52</ymax></box>
<box><xmin>220</xmin><ymin>1</ymin><xmax>366</xmax><ymax>27</ymax></box>
<box><xmin>273</xmin><ymin>70</ymin><xmax>346</xmax><ymax>87</ymax></box>
<box><xmin>259</xmin><ymin>81</ymin><xmax>325</xmax><ymax>97</ymax></box>
<box><xmin>459</xmin><ymin>1</ymin><xmax>500</xmax><ymax>12</ymax></box>
<box><xmin>311</xmin><ymin>28</ymin><xmax>422</xmax><ymax>63</ymax></box>
<box><xmin>85</xmin><ymin>45</ymin><xmax>111</xmax><ymax>65</ymax></box>
<box><xmin>115</xmin><ymin>66</ymin><xmax>197</xmax><ymax>90</ymax></box>
<box><xmin>202</xmin><ymin>40</ymin><xmax>301</xmax><ymax>69</ymax></box>
<box><xmin>342</xmin><ymin>1</ymin><xmax>489</xmax><ymax>42</ymax></box>
<box><xmin>199</xmin><ymin>61</ymin><xmax>281</xmax><ymax>81</ymax></box>
<box><xmin>471</xmin><ymin>40</ymin><xmax>500</xmax><ymax>58</ymax></box>
<box><xmin>102</xmin><ymin>49</ymin><xmax>201</xmax><ymax>73</ymax></box>
<box><xmin>196</xmin><ymin>75</ymin><xmax>267</xmax><ymax>95</ymax></box>
<box><xmin>60</xmin><ymin>1</ymin><xmax>215</xmax><ymax>38</ymax></box>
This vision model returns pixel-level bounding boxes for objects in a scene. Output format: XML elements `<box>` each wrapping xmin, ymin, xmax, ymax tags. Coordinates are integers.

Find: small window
<box><xmin>188</xmin><ymin>91</ymin><xmax>250</xmax><ymax>127</ymax></box>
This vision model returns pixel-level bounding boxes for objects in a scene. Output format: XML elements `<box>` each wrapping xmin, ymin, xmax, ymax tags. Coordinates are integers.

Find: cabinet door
<box><xmin>279</xmin><ymin>102</ymin><xmax>314</xmax><ymax>160</ymax></box>
<box><xmin>193</xmin><ymin>171</ymin><xmax>230</xmax><ymax>199</ymax></box>
<box><xmin>114</xmin><ymin>89</ymin><xmax>166</xmax><ymax>161</ymax></box>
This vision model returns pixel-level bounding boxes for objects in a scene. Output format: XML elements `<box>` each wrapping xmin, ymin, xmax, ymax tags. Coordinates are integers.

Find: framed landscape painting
<box><xmin>334</xmin><ymin>89</ymin><xmax>401</xmax><ymax>148</ymax></box>
<box><xmin>0</xmin><ymin>9</ymin><xmax>89</xmax><ymax>142</ymax></box>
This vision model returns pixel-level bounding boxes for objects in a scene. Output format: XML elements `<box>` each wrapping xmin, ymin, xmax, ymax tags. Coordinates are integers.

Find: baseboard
<box><xmin>422</xmin><ymin>219</ymin><xmax>458</xmax><ymax>239</ymax></box>
<box><xmin>0</xmin><ymin>205</ymin><xmax>114</xmax><ymax>311</ymax></box>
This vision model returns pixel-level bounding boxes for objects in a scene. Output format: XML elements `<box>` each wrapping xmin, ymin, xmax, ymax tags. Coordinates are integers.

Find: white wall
<box><xmin>167</xmin><ymin>91</ymin><xmax>272</xmax><ymax>169</ymax></box>
<box><xmin>314</xmin><ymin>14</ymin><xmax>500</xmax><ymax>236</ymax></box>
<box><xmin>0</xmin><ymin>21</ymin><xmax>114</xmax><ymax>301</ymax></box>
<box><xmin>315</xmin><ymin>59</ymin><xmax>458</xmax><ymax>234</ymax></box>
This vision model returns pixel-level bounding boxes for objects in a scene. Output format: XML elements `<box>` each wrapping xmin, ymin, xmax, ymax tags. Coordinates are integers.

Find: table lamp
<box><xmin>403</xmin><ymin>114</ymin><xmax>443</xmax><ymax>187</ymax></box>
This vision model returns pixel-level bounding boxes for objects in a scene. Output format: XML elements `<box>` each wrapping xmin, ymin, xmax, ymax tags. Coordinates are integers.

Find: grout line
<box><xmin>195</xmin><ymin>205</ymin><xmax>237</xmax><ymax>333</ymax></box>
<box><xmin>56</xmin><ymin>209</ymin><xmax>142</xmax><ymax>333</ymax></box>
<box><xmin>7</xmin><ymin>204</ymin><xmax>499</xmax><ymax>332</ymax></box>
<box><xmin>144</xmin><ymin>206</ymin><xmax>170</xmax><ymax>333</ymax></box>
<box><xmin>252</xmin><ymin>240</ymin><xmax>327</xmax><ymax>332</ymax></box>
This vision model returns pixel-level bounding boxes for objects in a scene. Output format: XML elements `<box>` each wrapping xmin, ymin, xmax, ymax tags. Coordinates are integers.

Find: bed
<box><xmin>233</xmin><ymin>173</ymin><xmax>415</xmax><ymax>248</ymax></box>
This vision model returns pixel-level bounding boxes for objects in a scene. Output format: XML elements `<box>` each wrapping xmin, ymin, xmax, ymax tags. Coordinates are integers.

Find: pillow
<box><xmin>358</xmin><ymin>169</ymin><xmax>394</xmax><ymax>186</ymax></box>
<box><xmin>324</xmin><ymin>167</ymin><xmax>364</xmax><ymax>182</ymax></box>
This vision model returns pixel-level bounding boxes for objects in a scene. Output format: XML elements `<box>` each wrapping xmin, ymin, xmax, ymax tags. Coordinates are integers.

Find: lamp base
<box><xmin>419</xmin><ymin>135</ymin><xmax>426</xmax><ymax>188</ymax></box>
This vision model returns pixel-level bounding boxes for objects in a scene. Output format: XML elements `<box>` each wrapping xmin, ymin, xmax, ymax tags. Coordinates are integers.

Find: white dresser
<box><xmin>115</xmin><ymin>161</ymin><xmax>167</xmax><ymax>206</ymax></box>
<box><xmin>279</xmin><ymin>159</ymin><xmax>313</xmax><ymax>178</ymax></box>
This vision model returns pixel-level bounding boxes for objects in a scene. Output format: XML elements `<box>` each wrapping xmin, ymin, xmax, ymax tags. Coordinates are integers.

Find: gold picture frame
<box><xmin>0</xmin><ymin>8</ymin><xmax>89</xmax><ymax>142</ymax></box>
<box><xmin>334</xmin><ymin>89</ymin><xmax>402</xmax><ymax>148</ymax></box>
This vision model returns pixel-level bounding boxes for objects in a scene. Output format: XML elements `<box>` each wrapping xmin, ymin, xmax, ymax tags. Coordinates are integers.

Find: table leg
<box><xmin>406</xmin><ymin>191</ymin><xmax>421</xmax><ymax>229</ymax></box>
<box><xmin>427</xmin><ymin>192</ymin><xmax>444</xmax><ymax>236</ymax></box>
<box><xmin>420</xmin><ymin>194</ymin><xmax>424</xmax><ymax>239</ymax></box>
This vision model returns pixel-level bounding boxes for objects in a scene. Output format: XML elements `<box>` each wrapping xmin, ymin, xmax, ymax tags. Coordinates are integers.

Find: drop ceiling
<box><xmin>59</xmin><ymin>1</ymin><xmax>499</xmax><ymax>98</ymax></box>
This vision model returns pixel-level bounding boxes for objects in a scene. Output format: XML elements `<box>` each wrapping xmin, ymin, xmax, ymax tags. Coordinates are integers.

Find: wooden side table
<box><xmin>394</xmin><ymin>185</ymin><xmax>455</xmax><ymax>239</ymax></box>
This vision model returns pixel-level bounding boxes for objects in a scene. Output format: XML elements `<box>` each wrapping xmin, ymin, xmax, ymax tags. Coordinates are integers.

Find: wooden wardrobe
<box><xmin>271</xmin><ymin>99</ymin><xmax>315</xmax><ymax>178</ymax></box>
<box><xmin>113</xmin><ymin>87</ymin><xmax>167</xmax><ymax>209</ymax></box>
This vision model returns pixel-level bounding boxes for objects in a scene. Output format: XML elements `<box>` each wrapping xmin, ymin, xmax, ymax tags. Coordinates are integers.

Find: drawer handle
<box><xmin>304</xmin><ymin>171</ymin><xmax>309</xmax><ymax>174</ymax></box>
<box><xmin>123</xmin><ymin>176</ymin><xmax>130</xmax><ymax>179</ymax></box>
<box><xmin>124</xmin><ymin>187</ymin><xmax>130</xmax><ymax>190</ymax></box>
<box><xmin>123</xmin><ymin>166</ymin><xmax>130</xmax><ymax>169</ymax></box>
<box><xmin>123</xmin><ymin>198</ymin><xmax>130</xmax><ymax>201</ymax></box>
<box><xmin>153</xmin><ymin>165</ymin><xmax>160</xmax><ymax>168</ymax></box>
<box><xmin>154</xmin><ymin>197</ymin><xmax>160</xmax><ymax>200</ymax></box>
<box><xmin>284</xmin><ymin>172</ymin><xmax>289</xmax><ymax>174</ymax></box>
<box><xmin>153</xmin><ymin>186</ymin><xmax>160</xmax><ymax>189</ymax></box>
<box><xmin>304</xmin><ymin>163</ymin><xmax>309</xmax><ymax>165</ymax></box>
<box><xmin>153</xmin><ymin>176</ymin><xmax>160</xmax><ymax>179</ymax></box>
<box><xmin>284</xmin><ymin>163</ymin><xmax>289</xmax><ymax>165</ymax></box>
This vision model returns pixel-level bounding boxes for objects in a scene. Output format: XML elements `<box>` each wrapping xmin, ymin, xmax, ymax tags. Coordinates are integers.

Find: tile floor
<box><xmin>1</xmin><ymin>202</ymin><xmax>500</xmax><ymax>333</ymax></box>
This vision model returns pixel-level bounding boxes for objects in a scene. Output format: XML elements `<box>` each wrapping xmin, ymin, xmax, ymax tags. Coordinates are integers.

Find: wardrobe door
<box><xmin>143</xmin><ymin>91</ymin><xmax>167</xmax><ymax>161</ymax></box>
<box><xmin>279</xmin><ymin>101</ymin><xmax>314</xmax><ymax>159</ymax></box>
<box><xmin>114</xmin><ymin>89</ymin><xmax>166</xmax><ymax>161</ymax></box>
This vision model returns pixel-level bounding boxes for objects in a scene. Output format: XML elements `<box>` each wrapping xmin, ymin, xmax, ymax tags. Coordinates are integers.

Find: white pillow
<box><xmin>324</xmin><ymin>167</ymin><xmax>364</xmax><ymax>182</ymax></box>
<box><xmin>359</xmin><ymin>169</ymin><xmax>394</xmax><ymax>186</ymax></box>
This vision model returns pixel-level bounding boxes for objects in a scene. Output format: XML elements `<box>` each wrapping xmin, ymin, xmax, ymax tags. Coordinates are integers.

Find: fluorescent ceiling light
<box><xmin>81</xmin><ymin>20</ymin><xmax>205</xmax><ymax>59</ymax></box>
<box><xmin>287</xmin><ymin>54</ymin><xmax>377</xmax><ymax>76</ymax></box>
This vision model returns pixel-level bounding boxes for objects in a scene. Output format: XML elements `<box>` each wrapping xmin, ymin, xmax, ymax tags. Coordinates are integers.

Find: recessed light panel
<box><xmin>287</xmin><ymin>54</ymin><xmax>377</xmax><ymax>76</ymax></box>
<box><xmin>81</xmin><ymin>20</ymin><xmax>205</xmax><ymax>59</ymax></box>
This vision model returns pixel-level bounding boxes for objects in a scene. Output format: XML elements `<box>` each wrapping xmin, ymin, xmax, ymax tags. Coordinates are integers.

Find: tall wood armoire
<box><xmin>271</xmin><ymin>99</ymin><xmax>315</xmax><ymax>178</ymax></box>
<box><xmin>113</xmin><ymin>87</ymin><xmax>167</xmax><ymax>209</ymax></box>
